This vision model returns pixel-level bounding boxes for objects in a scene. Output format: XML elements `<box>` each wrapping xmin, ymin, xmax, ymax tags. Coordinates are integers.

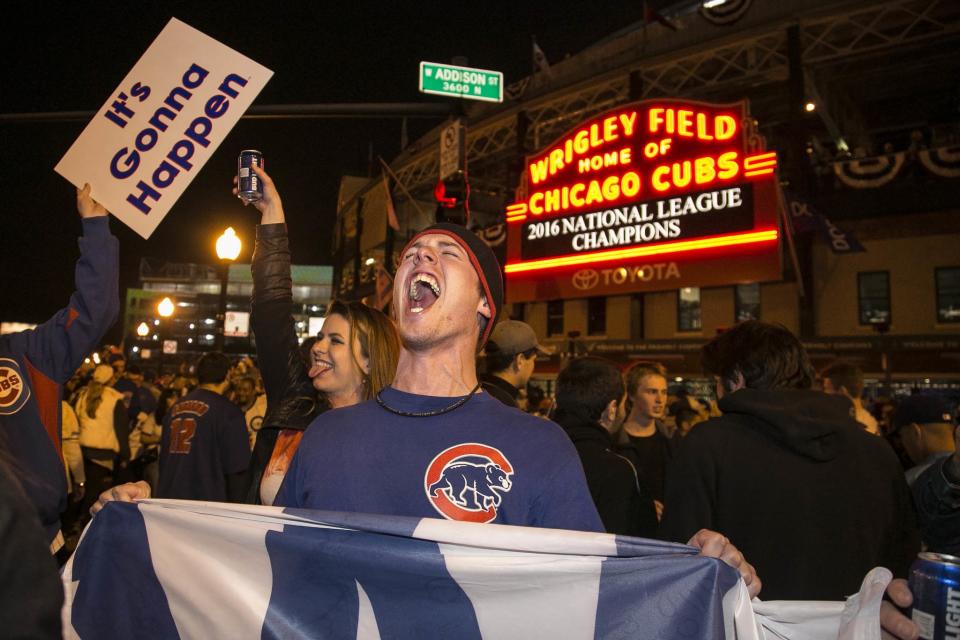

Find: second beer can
<box><xmin>909</xmin><ymin>552</ymin><xmax>960</xmax><ymax>640</ymax></box>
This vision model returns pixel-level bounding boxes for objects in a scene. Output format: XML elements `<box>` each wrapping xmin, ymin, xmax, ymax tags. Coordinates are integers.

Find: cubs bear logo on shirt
<box><xmin>0</xmin><ymin>358</ymin><xmax>30</xmax><ymax>415</ymax></box>
<box><xmin>424</xmin><ymin>443</ymin><xmax>514</xmax><ymax>523</ymax></box>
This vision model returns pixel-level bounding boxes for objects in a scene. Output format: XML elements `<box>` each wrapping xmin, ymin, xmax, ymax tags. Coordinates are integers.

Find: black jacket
<box><xmin>0</xmin><ymin>453</ymin><xmax>63</xmax><ymax>639</ymax></box>
<box><xmin>246</xmin><ymin>224</ymin><xmax>326</xmax><ymax>503</ymax></box>
<box><xmin>912</xmin><ymin>455</ymin><xmax>960</xmax><ymax>556</ymax></box>
<box><xmin>659</xmin><ymin>388</ymin><xmax>919</xmax><ymax>601</ymax></box>
<box><xmin>614</xmin><ymin>422</ymin><xmax>677</xmax><ymax>504</ymax></box>
<box><xmin>480</xmin><ymin>374</ymin><xmax>519</xmax><ymax>408</ymax></box>
<box><xmin>558</xmin><ymin>415</ymin><xmax>658</xmax><ymax>538</ymax></box>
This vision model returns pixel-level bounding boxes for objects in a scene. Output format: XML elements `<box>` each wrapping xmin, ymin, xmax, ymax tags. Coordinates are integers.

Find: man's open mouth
<box><xmin>408</xmin><ymin>272</ymin><xmax>441</xmax><ymax>313</ymax></box>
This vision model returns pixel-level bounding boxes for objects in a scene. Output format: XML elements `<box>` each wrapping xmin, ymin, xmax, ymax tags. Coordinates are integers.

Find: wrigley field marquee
<box><xmin>503</xmin><ymin>99</ymin><xmax>784</xmax><ymax>301</ymax></box>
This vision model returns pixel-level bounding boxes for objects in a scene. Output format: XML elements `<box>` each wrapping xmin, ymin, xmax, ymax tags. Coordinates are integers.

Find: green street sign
<box><xmin>419</xmin><ymin>62</ymin><xmax>503</xmax><ymax>103</ymax></box>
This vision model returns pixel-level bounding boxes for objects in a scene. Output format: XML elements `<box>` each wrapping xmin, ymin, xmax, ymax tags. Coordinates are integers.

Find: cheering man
<box><xmin>275</xmin><ymin>224</ymin><xmax>604</xmax><ymax>529</ymax></box>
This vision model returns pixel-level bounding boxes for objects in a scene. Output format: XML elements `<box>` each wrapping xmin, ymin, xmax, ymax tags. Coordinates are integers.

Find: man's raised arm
<box><xmin>17</xmin><ymin>184</ymin><xmax>119</xmax><ymax>383</ymax></box>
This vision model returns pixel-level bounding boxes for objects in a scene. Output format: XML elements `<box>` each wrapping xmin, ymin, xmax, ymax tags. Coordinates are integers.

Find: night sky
<box><xmin>0</xmin><ymin>1</ymin><xmax>636</xmax><ymax>340</ymax></box>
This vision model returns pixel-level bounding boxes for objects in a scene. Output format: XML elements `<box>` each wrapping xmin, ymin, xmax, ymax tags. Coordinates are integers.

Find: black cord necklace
<box><xmin>375</xmin><ymin>383</ymin><xmax>482</xmax><ymax>417</ymax></box>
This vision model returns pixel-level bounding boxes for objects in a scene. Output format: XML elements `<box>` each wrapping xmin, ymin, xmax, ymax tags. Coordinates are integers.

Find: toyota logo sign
<box><xmin>572</xmin><ymin>269</ymin><xmax>600</xmax><ymax>290</ymax></box>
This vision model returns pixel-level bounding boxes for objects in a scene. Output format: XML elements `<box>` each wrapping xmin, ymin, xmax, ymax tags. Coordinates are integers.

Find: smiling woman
<box><xmin>310</xmin><ymin>300</ymin><xmax>400</xmax><ymax>406</ymax></box>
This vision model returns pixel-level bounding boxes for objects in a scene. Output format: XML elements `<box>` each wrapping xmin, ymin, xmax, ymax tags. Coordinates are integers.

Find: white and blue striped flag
<box><xmin>62</xmin><ymin>500</ymin><xmax>890</xmax><ymax>639</ymax></box>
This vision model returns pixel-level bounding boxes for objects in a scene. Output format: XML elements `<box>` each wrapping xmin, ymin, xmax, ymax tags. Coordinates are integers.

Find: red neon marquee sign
<box><xmin>504</xmin><ymin>99</ymin><xmax>781</xmax><ymax>275</ymax></box>
<box><xmin>506</xmin><ymin>101</ymin><xmax>776</xmax><ymax>226</ymax></box>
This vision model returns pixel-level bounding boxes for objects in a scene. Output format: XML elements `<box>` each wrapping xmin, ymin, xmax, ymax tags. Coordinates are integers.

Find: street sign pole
<box><xmin>439</xmin><ymin>120</ymin><xmax>465</xmax><ymax>181</ymax></box>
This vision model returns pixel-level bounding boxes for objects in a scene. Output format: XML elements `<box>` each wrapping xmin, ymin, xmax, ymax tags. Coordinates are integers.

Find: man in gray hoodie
<box><xmin>660</xmin><ymin>321</ymin><xmax>919</xmax><ymax>603</ymax></box>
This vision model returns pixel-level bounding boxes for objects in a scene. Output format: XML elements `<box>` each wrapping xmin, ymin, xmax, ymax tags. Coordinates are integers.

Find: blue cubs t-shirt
<box><xmin>158</xmin><ymin>388</ymin><xmax>250</xmax><ymax>501</ymax></box>
<box><xmin>274</xmin><ymin>387</ymin><xmax>604</xmax><ymax>532</ymax></box>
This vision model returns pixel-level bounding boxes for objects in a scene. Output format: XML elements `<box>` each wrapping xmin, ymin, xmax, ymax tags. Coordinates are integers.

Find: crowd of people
<box><xmin>57</xmin><ymin>351</ymin><xmax>267</xmax><ymax>537</ymax></box>
<box><xmin>485</xmin><ymin>324</ymin><xmax>958</xmax><ymax>603</ymax></box>
<box><xmin>2</xmin><ymin>169</ymin><xmax>955</xmax><ymax>639</ymax></box>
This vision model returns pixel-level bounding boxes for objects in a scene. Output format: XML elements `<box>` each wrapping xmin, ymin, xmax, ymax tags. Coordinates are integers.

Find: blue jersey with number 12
<box><xmin>158</xmin><ymin>388</ymin><xmax>249</xmax><ymax>501</ymax></box>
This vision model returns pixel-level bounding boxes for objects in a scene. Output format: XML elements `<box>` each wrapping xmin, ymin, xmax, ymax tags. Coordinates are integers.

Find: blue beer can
<box><xmin>909</xmin><ymin>552</ymin><xmax>960</xmax><ymax>639</ymax></box>
<box><xmin>237</xmin><ymin>150</ymin><xmax>264</xmax><ymax>203</ymax></box>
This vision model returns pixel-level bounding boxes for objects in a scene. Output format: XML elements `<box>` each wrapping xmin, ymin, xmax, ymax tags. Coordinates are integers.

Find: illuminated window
<box><xmin>735</xmin><ymin>283</ymin><xmax>761</xmax><ymax>322</ymax></box>
<box><xmin>678</xmin><ymin>287</ymin><xmax>701</xmax><ymax>332</ymax></box>
<box><xmin>547</xmin><ymin>300</ymin><xmax>564</xmax><ymax>336</ymax></box>
<box><xmin>588</xmin><ymin>297</ymin><xmax>606</xmax><ymax>336</ymax></box>
<box><xmin>936</xmin><ymin>267</ymin><xmax>960</xmax><ymax>323</ymax></box>
<box><xmin>858</xmin><ymin>272</ymin><xmax>890</xmax><ymax>325</ymax></box>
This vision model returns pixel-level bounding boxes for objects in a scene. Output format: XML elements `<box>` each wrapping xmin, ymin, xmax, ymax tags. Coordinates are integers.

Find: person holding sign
<box><xmin>0</xmin><ymin>184</ymin><xmax>119</xmax><ymax>554</ymax></box>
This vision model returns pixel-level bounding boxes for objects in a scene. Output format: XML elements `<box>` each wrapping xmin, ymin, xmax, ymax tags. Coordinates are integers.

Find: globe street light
<box><xmin>157</xmin><ymin>297</ymin><xmax>175</xmax><ymax>318</ymax></box>
<box><xmin>136</xmin><ymin>321</ymin><xmax>150</xmax><ymax>338</ymax></box>
<box><xmin>216</xmin><ymin>227</ymin><xmax>242</xmax><ymax>261</ymax></box>
<box><xmin>156</xmin><ymin>297</ymin><xmax>175</xmax><ymax>374</ymax></box>
<box><xmin>214</xmin><ymin>228</ymin><xmax>241</xmax><ymax>350</ymax></box>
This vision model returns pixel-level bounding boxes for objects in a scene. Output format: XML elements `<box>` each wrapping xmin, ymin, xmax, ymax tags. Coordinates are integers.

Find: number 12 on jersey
<box><xmin>169</xmin><ymin>417</ymin><xmax>197</xmax><ymax>454</ymax></box>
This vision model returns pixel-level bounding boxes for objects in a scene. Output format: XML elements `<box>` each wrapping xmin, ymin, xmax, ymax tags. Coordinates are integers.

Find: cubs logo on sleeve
<box><xmin>424</xmin><ymin>443</ymin><xmax>514</xmax><ymax>523</ymax></box>
<box><xmin>0</xmin><ymin>358</ymin><xmax>30</xmax><ymax>415</ymax></box>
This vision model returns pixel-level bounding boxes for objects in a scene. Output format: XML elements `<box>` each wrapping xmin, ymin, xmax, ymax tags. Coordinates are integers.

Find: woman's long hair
<box><xmin>327</xmin><ymin>300</ymin><xmax>400</xmax><ymax>401</ymax></box>
<box><xmin>82</xmin><ymin>380</ymin><xmax>106</xmax><ymax>419</ymax></box>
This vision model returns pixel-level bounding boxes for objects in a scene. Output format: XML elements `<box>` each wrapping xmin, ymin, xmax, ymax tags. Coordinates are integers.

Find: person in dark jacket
<box><xmin>553</xmin><ymin>357</ymin><xmax>658</xmax><ymax>538</ymax></box>
<box><xmin>0</xmin><ymin>184</ymin><xmax>118</xmax><ymax>551</ymax></box>
<box><xmin>660</xmin><ymin>321</ymin><xmax>920</xmax><ymax>604</ymax></box>
<box><xmin>480</xmin><ymin>320</ymin><xmax>552</xmax><ymax>409</ymax></box>
<box><xmin>244</xmin><ymin>197</ymin><xmax>325</xmax><ymax>504</ymax></box>
<box><xmin>617</xmin><ymin>361</ymin><xmax>676</xmax><ymax>520</ymax></box>
<box><xmin>908</xmin><ymin>399</ymin><xmax>959</xmax><ymax>555</ymax></box>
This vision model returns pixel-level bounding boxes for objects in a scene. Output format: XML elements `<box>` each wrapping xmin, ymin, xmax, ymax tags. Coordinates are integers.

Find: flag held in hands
<box><xmin>62</xmin><ymin>500</ymin><xmax>888</xmax><ymax>639</ymax></box>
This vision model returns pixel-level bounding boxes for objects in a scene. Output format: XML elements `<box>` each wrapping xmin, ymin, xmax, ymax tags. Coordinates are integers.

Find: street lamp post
<box><xmin>157</xmin><ymin>297</ymin><xmax>175</xmax><ymax>375</ymax></box>
<box><xmin>134</xmin><ymin>321</ymin><xmax>150</xmax><ymax>361</ymax></box>
<box><xmin>215</xmin><ymin>227</ymin><xmax>241</xmax><ymax>352</ymax></box>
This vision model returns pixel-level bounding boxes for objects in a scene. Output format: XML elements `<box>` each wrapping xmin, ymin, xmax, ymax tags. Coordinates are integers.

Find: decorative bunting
<box><xmin>833</xmin><ymin>153</ymin><xmax>905</xmax><ymax>189</ymax></box>
<box><xmin>918</xmin><ymin>145</ymin><xmax>960</xmax><ymax>178</ymax></box>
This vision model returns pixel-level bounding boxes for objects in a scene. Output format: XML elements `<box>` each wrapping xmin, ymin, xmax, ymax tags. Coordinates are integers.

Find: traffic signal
<box><xmin>434</xmin><ymin>171</ymin><xmax>470</xmax><ymax>226</ymax></box>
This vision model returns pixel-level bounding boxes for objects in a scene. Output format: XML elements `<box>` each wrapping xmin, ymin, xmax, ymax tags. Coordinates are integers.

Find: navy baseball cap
<box><xmin>893</xmin><ymin>395</ymin><xmax>954</xmax><ymax>430</ymax></box>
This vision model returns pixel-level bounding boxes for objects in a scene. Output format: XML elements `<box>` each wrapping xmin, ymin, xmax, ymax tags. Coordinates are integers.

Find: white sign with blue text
<box><xmin>55</xmin><ymin>18</ymin><xmax>273</xmax><ymax>239</ymax></box>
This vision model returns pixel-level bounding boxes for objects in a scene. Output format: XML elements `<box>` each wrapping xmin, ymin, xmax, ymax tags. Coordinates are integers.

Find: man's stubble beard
<box><xmin>399</xmin><ymin>313</ymin><xmax>476</xmax><ymax>354</ymax></box>
<box><xmin>399</xmin><ymin>314</ymin><xmax>452</xmax><ymax>353</ymax></box>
